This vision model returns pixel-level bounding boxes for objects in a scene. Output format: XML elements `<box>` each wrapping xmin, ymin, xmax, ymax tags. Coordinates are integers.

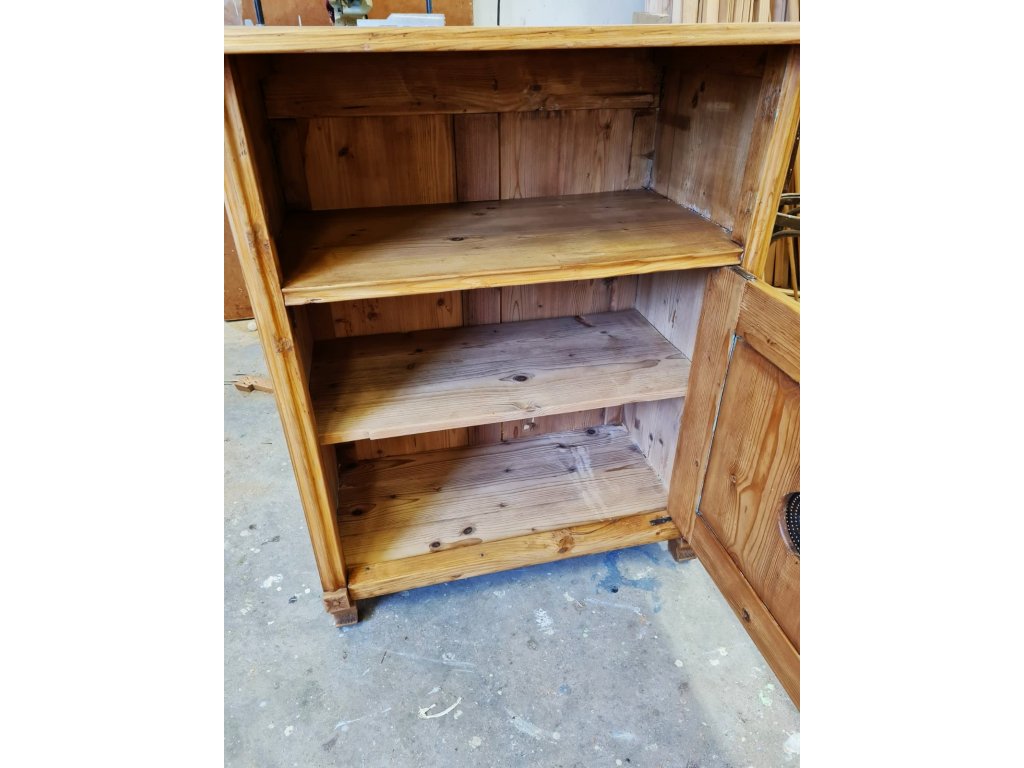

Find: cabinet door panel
<box><xmin>699</xmin><ymin>339</ymin><xmax>800</xmax><ymax>649</ymax></box>
<box><xmin>668</xmin><ymin>271</ymin><xmax>799</xmax><ymax>706</ymax></box>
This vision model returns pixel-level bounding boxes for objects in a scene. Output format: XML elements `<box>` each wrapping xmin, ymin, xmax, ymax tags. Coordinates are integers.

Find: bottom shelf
<box><xmin>337</xmin><ymin>424</ymin><xmax>679</xmax><ymax>599</ymax></box>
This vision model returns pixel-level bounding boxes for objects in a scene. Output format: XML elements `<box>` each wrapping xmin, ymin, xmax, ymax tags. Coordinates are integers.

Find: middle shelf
<box><xmin>309</xmin><ymin>308</ymin><xmax>690</xmax><ymax>445</ymax></box>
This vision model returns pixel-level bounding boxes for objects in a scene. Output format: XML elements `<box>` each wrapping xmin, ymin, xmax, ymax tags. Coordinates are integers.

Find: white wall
<box><xmin>473</xmin><ymin>0</ymin><xmax>645</xmax><ymax>27</ymax></box>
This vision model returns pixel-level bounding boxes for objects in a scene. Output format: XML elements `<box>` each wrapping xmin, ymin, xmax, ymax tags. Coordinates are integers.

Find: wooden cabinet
<box><xmin>224</xmin><ymin>23</ymin><xmax>800</xmax><ymax>702</ymax></box>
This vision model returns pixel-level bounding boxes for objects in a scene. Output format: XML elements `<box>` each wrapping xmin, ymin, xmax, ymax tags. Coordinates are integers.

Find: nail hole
<box><xmin>513</xmin><ymin>374</ymin><xmax>528</xmax><ymax>382</ymax></box>
<box><xmin>586</xmin><ymin>428</ymin><xmax>596</xmax><ymax>435</ymax></box>
<box><xmin>430</xmin><ymin>541</ymin><xmax>441</xmax><ymax>549</ymax></box>
<box><xmin>462</xmin><ymin>527</ymin><xmax>474</xmax><ymax>536</ymax></box>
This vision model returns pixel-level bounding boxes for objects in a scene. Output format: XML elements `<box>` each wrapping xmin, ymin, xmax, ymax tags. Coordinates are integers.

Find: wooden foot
<box><xmin>323</xmin><ymin>587</ymin><xmax>359</xmax><ymax>627</ymax></box>
<box><xmin>668</xmin><ymin>537</ymin><xmax>697</xmax><ymax>562</ymax></box>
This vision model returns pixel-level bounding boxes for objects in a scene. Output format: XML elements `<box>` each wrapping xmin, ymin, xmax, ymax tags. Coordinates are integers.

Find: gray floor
<box><xmin>225</xmin><ymin>320</ymin><xmax>799</xmax><ymax>767</ymax></box>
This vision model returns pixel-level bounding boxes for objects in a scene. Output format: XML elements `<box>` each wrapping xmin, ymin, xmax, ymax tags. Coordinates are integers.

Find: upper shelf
<box><xmin>225</xmin><ymin>23</ymin><xmax>800</xmax><ymax>55</ymax></box>
<box><xmin>280</xmin><ymin>190</ymin><xmax>742</xmax><ymax>305</ymax></box>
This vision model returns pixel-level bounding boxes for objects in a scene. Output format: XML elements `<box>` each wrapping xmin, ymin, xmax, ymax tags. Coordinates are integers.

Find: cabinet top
<box><xmin>224</xmin><ymin>23</ymin><xmax>799</xmax><ymax>55</ymax></box>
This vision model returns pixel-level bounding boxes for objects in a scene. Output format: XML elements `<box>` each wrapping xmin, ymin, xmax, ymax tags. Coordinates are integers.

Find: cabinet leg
<box><xmin>323</xmin><ymin>587</ymin><xmax>359</xmax><ymax>627</ymax></box>
<box><xmin>668</xmin><ymin>537</ymin><xmax>697</xmax><ymax>562</ymax></box>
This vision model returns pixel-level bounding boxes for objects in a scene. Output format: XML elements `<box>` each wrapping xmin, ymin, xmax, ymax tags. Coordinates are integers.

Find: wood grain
<box><xmin>500</xmin><ymin>277</ymin><xmax>638</xmax><ymax>437</ymax></box>
<box><xmin>309</xmin><ymin>309</ymin><xmax>691</xmax><ymax>444</ymax></box>
<box><xmin>225</xmin><ymin>58</ymin><xmax>348</xmax><ymax>593</ymax></box>
<box><xmin>454</xmin><ymin>113</ymin><xmax>500</xmax><ymax>203</ymax></box>
<box><xmin>733</xmin><ymin>46</ymin><xmax>800</xmax><ymax>274</ymax></box>
<box><xmin>225</xmin><ymin>23</ymin><xmax>801</xmax><ymax>55</ymax></box>
<box><xmin>736</xmin><ymin>279</ymin><xmax>799</xmax><ymax>381</ymax></box>
<box><xmin>348</xmin><ymin>511</ymin><xmax>680</xmax><ymax>600</ymax></box>
<box><xmin>303</xmin><ymin>115</ymin><xmax>456</xmax><ymax>209</ymax></box>
<box><xmin>699</xmin><ymin>339</ymin><xmax>799</xmax><ymax>649</ymax></box>
<box><xmin>263</xmin><ymin>50</ymin><xmax>659</xmax><ymax>117</ymax></box>
<box><xmin>279</xmin><ymin>190</ymin><xmax>742</xmax><ymax>304</ymax></box>
<box><xmin>665</xmin><ymin>267</ymin><xmax>748</xmax><ymax>540</ymax></box>
<box><xmin>327</xmin><ymin>291</ymin><xmax>463</xmax><ymax>338</ymax></box>
<box><xmin>500</xmin><ymin>110</ymin><xmax>637</xmax><ymax>199</ymax></box>
<box><xmin>337</xmin><ymin>425</ymin><xmax>670</xmax><ymax>565</ymax></box>
<box><xmin>653</xmin><ymin>52</ymin><xmax>763</xmax><ymax>231</ymax></box>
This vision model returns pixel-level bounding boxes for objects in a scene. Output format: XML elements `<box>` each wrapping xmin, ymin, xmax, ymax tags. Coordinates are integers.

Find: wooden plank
<box><xmin>225</xmin><ymin>24</ymin><xmax>801</xmax><ymax>55</ymax></box>
<box><xmin>303</xmin><ymin>115</ymin><xmax>456</xmax><ymax>210</ymax></box>
<box><xmin>653</xmin><ymin>52</ymin><xmax>763</xmax><ymax>231</ymax></box>
<box><xmin>454</xmin><ymin>113</ymin><xmax>500</xmax><ymax>203</ymax></box>
<box><xmin>736</xmin><ymin>279</ymin><xmax>799</xmax><ymax>381</ymax></box>
<box><xmin>338</xmin><ymin>425</ymin><xmax>670</xmax><ymax>565</ymax></box>
<box><xmin>627</xmin><ymin>110</ymin><xmax>657</xmax><ymax>189</ymax></box>
<box><xmin>349</xmin><ymin>511</ymin><xmax>680</xmax><ymax>600</ymax></box>
<box><xmin>328</xmin><ymin>291</ymin><xmax>463</xmax><ymax>338</ymax></box>
<box><xmin>690</xmin><ymin>519</ymin><xmax>799</xmax><ymax>707</ymax></box>
<box><xmin>501</xmin><ymin>276</ymin><xmax>638</xmax><ymax>438</ymax></box>
<box><xmin>331</xmin><ymin>291</ymin><xmax>468</xmax><ymax>461</ymax></box>
<box><xmin>733</xmin><ymin>46</ymin><xmax>800</xmax><ymax>274</ymax></box>
<box><xmin>280</xmin><ymin>190</ymin><xmax>742</xmax><ymax>304</ymax></box>
<box><xmin>310</xmin><ymin>309</ymin><xmax>691</xmax><ymax>444</ymax></box>
<box><xmin>699</xmin><ymin>340</ymin><xmax>800</xmax><ymax>649</ymax></box>
<box><xmin>500</xmin><ymin>110</ymin><xmax>637</xmax><ymax>199</ymax></box>
<box><xmin>263</xmin><ymin>51</ymin><xmax>659</xmax><ymax>118</ymax></box>
<box><xmin>500</xmin><ymin>277</ymin><xmax>638</xmax><ymax>322</ymax></box>
<box><xmin>224</xmin><ymin>58</ymin><xmax>348</xmax><ymax>593</ymax></box>
<box><xmin>665</xmin><ymin>267</ymin><xmax>748</xmax><ymax>541</ymax></box>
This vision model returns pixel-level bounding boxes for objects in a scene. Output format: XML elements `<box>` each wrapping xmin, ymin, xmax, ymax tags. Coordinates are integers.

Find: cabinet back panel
<box><xmin>262</xmin><ymin>51</ymin><xmax>660</xmax><ymax>118</ymax></box>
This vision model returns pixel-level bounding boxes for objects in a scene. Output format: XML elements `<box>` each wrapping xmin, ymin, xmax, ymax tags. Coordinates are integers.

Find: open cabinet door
<box><xmin>669</xmin><ymin>267</ymin><xmax>800</xmax><ymax>707</ymax></box>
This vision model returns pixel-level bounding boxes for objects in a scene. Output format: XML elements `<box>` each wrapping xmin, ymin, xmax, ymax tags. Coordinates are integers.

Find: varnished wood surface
<box><xmin>348</xmin><ymin>511</ymin><xmax>680</xmax><ymax>600</ymax></box>
<box><xmin>225</xmin><ymin>23</ymin><xmax>799</xmax><ymax>55</ymax></box>
<box><xmin>736</xmin><ymin>279</ymin><xmax>799</xmax><ymax>381</ymax></box>
<box><xmin>666</xmin><ymin>267</ymin><xmax>749</xmax><ymax>540</ymax></box>
<box><xmin>280</xmin><ymin>190</ymin><xmax>742</xmax><ymax>304</ymax></box>
<box><xmin>224</xmin><ymin>59</ymin><xmax>348</xmax><ymax>592</ymax></box>
<box><xmin>310</xmin><ymin>309</ymin><xmax>690</xmax><ymax>444</ymax></box>
<box><xmin>699</xmin><ymin>340</ymin><xmax>800</xmax><ymax>649</ymax></box>
<box><xmin>337</xmin><ymin>425</ymin><xmax>670</xmax><ymax>566</ymax></box>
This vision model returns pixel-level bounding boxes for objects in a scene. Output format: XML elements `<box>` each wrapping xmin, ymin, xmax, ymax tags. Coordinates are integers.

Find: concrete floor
<box><xmin>224</xmin><ymin>320</ymin><xmax>799</xmax><ymax>767</ymax></box>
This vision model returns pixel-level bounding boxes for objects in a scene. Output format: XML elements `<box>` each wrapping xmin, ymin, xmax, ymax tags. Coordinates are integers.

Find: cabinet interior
<box><xmin>231</xmin><ymin>43</ymin><xmax>778</xmax><ymax>590</ymax></box>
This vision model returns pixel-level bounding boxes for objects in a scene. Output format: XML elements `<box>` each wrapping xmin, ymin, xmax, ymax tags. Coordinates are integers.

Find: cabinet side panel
<box><xmin>225</xmin><ymin>57</ymin><xmax>348</xmax><ymax>592</ymax></box>
<box><xmin>652</xmin><ymin>49</ymin><xmax>765</xmax><ymax>232</ymax></box>
<box><xmin>731</xmin><ymin>46</ymin><xmax>800</xmax><ymax>274</ymax></box>
<box><xmin>626</xmin><ymin>269</ymin><xmax>708</xmax><ymax>485</ymax></box>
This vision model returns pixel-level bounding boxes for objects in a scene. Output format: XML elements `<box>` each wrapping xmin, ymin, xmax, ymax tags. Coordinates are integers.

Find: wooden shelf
<box><xmin>310</xmin><ymin>309</ymin><xmax>690</xmax><ymax>445</ymax></box>
<box><xmin>280</xmin><ymin>190</ymin><xmax>741</xmax><ymax>304</ymax></box>
<box><xmin>338</xmin><ymin>424</ymin><xmax>676</xmax><ymax>596</ymax></box>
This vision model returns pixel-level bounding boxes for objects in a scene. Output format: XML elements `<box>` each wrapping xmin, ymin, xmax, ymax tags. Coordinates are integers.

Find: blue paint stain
<box><xmin>596</xmin><ymin>549</ymin><xmax>662</xmax><ymax>595</ymax></box>
<box><xmin>558</xmin><ymin>684</ymin><xmax>571</xmax><ymax>695</ymax></box>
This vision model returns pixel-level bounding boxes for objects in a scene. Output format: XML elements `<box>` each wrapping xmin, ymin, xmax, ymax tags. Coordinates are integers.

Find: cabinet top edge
<box><xmin>224</xmin><ymin>23</ymin><xmax>799</xmax><ymax>55</ymax></box>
